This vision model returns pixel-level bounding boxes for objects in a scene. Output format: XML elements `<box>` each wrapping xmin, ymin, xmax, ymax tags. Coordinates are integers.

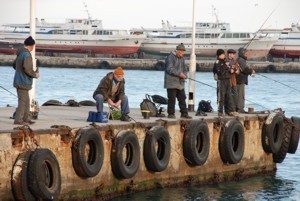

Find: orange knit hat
<box><xmin>114</xmin><ymin>66</ymin><xmax>124</xmax><ymax>75</ymax></box>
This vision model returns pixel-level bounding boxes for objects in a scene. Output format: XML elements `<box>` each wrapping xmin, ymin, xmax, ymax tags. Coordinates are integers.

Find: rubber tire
<box><xmin>28</xmin><ymin>148</ymin><xmax>61</xmax><ymax>200</ymax></box>
<box><xmin>143</xmin><ymin>126</ymin><xmax>171</xmax><ymax>172</ymax></box>
<box><xmin>219</xmin><ymin>119</ymin><xmax>245</xmax><ymax>164</ymax></box>
<box><xmin>262</xmin><ymin>113</ymin><xmax>284</xmax><ymax>154</ymax></box>
<box><xmin>288</xmin><ymin>116</ymin><xmax>300</xmax><ymax>154</ymax></box>
<box><xmin>72</xmin><ymin>128</ymin><xmax>104</xmax><ymax>178</ymax></box>
<box><xmin>273</xmin><ymin>118</ymin><xmax>292</xmax><ymax>163</ymax></box>
<box><xmin>183</xmin><ymin>120</ymin><xmax>210</xmax><ymax>166</ymax></box>
<box><xmin>111</xmin><ymin>131</ymin><xmax>140</xmax><ymax>179</ymax></box>
<box><xmin>11</xmin><ymin>151</ymin><xmax>36</xmax><ymax>201</ymax></box>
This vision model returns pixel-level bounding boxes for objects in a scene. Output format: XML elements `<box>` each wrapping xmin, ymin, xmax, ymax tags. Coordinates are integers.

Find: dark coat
<box><xmin>13</xmin><ymin>47</ymin><xmax>37</xmax><ymax>90</ymax></box>
<box><xmin>214</xmin><ymin>59</ymin><xmax>231</xmax><ymax>80</ymax></box>
<box><xmin>236</xmin><ymin>54</ymin><xmax>253</xmax><ymax>85</ymax></box>
<box><xmin>93</xmin><ymin>72</ymin><xmax>125</xmax><ymax>101</ymax></box>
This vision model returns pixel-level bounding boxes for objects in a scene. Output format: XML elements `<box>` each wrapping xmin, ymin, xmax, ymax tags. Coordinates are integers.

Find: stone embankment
<box><xmin>1</xmin><ymin>55</ymin><xmax>300</xmax><ymax>73</ymax></box>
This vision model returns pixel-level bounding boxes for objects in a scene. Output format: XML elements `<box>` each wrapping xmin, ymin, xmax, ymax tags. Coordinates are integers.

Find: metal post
<box><xmin>188</xmin><ymin>0</ymin><xmax>197</xmax><ymax>111</ymax></box>
<box><xmin>29</xmin><ymin>0</ymin><xmax>36</xmax><ymax>113</ymax></box>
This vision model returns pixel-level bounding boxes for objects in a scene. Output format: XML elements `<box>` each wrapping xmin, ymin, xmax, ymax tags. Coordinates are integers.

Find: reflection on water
<box><xmin>1</xmin><ymin>67</ymin><xmax>300</xmax><ymax>200</ymax></box>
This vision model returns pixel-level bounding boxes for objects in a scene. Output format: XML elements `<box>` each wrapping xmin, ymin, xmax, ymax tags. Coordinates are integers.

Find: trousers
<box><xmin>167</xmin><ymin>88</ymin><xmax>188</xmax><ymax>115</ymax></box>
<box><xmin>15</xmin><ymin>88</ymin><xmax>30</xmax><ymax>123</ymax></box>
<box><xmin>93</xmin><ymin>94</ymin><xmax>130</xmax><ymax>114</ymax></box>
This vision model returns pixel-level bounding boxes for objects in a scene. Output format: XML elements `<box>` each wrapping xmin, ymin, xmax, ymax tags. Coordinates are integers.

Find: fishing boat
<box><xmin>269</xmin><ymin>23</ymin><xmax>300</xmax><ymax>60</ymax></box>
<box><xmin>0</xmin><ymin>18</ymin><xmax>143</xmax><ymax>56</ymax></box>
<box><xmin>130</xmin><ymin>20</ymin><xmax>277</xmax><ymax>60</ymax></box>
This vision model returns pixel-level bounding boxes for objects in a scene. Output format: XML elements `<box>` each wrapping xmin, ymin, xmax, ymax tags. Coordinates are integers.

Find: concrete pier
<box><xmin>1</xmin><ymin>54</ymin><xmax>300</xmax><ymax>73</ymax></box>
<box><xmin>0</xmin><ymin>105</ymin><xmax>281</xmax><ymax>200</ymax></box>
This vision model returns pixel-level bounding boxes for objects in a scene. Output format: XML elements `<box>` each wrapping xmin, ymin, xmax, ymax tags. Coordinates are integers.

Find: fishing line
<box><xmin>0</xmin><ymin>85</ymin><xmax>17</xmax><ymax>97</ymax></box>
<box><xmin>187</xmin><ymin>77</ymin><xmax>270</xmax><ymax>110</ymax></box>
<box><xmin>256</xmin><ymin>73</ymin><xmax>300</xmax><ymax>93</ymax></box>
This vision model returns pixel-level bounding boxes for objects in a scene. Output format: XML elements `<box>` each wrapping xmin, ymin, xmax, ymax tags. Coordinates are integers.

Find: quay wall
<box><xmin>0</xmin><ymin>116</ymin><xmax>275</xmax><ymax>200</ymax></box>
<box><xmin>1</xmin><ymin>54</ymin><xmax>300</xmax><ymax>73</ymax></box>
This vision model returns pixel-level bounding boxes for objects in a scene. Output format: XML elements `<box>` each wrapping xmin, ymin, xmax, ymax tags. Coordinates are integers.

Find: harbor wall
<box><xmin>1</xmin><ymin>54</ymin><xmax>300</xmax><ymax>73</ymax></box>
<box><xmin>0</xmin><ymin>115</ymin><xmax>276</xmax><ymax>200</ymax></box>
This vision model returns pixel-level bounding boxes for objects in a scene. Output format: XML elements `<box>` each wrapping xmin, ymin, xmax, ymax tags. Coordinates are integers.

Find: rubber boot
<box><xmin>96</xmin><ymin>112</ymin><xmax>108</xmax><ymax>123</ymax></box>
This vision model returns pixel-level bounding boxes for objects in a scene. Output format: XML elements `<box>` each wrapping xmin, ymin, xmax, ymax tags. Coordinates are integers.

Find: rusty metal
<box><xmin>244</xmin><ymin>120</ymin><xmax>250</xmax><ymax>130</ymax></box>
<box><xmin>12</xmin><ymin>125</ymin><xmax>40</xmax><ymax>150</ymax></box>
<box><xmin>51</xmin><ymin>125</ymin><xmax>73</xmax><ymax>144</ymax></box>
<box><xmin>257</xmin><ymin>115</ymin><xmax>266</xmax><ymax>129</ymax></box>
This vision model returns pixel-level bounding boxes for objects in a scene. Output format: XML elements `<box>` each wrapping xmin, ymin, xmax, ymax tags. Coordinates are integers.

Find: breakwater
<box><xmin>1</xmin><ymin>55</ymin><xmax>300</xmax><ymax>73</ymax></box>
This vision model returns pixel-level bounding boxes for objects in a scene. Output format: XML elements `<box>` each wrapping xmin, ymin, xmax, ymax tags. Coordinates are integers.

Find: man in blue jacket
<box><xmin>13</xmin><ymin>36</ymin><xmax>40</xmax><ymax>125</ymax></box>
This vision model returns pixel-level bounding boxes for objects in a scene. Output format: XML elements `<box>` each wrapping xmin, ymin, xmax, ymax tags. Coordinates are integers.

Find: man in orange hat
<box><xmin>93</xmin><ymin>66</ymin><xmax>130</xmax><ymax>122</ymax></box>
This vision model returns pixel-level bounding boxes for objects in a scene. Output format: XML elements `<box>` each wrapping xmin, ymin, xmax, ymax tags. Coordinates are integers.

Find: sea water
<box><xmin>1</xmin><ymin>66</ymin><xmax>300</xmax><ymax>200</ymax></box>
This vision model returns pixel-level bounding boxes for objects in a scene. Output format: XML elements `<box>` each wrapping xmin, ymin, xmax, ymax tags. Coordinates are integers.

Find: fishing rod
<box><xmin>256</xmin><ymin>73</ymin><xmax>300</xmax><ymax>93</ymax></box>
<box><xmin>0</xmin><ymin>85</ymin><xmax>17</xmax><ymax>97</ymax></box>
<box><xmin>187</xmin><ymin>77</ymin><xmax>270</xmax><ymax>110</ymax></box>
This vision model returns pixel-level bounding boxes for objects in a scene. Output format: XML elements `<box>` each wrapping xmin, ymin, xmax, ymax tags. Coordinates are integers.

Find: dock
<box><xmin>1</xmin><ymin>105</ymin><xmax>296</xmax><ymax>200</ymax></box>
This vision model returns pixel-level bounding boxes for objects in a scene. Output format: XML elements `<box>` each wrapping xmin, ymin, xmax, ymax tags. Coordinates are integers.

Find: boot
<box><xmin>120</xmin><ymin>113</ymin><xmax>131</xmax><ymax>122</ymax></box>
<box><xmin>96</xmin><ymin>112</ymin><xmax>108</xmax><ymax>123</ymax></box>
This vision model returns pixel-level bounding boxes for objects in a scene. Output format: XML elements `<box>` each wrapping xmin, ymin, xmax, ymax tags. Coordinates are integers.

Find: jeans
<box><xmin>93</xmin><ymin>94</ymin><xmax>130</xmax><ymax>114</ymax></box>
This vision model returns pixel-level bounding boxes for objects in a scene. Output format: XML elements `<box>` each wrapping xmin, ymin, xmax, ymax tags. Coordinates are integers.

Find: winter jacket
<box><xmin>236</xmin><ymin>53</ymin><xmax>253</xmax><ymax>85</ymax></box>
<box><xmin>164</xmin><ymin>51</ymin><xmax>187</xmax><ymax>90</ymax></box>
<box><xmin>93</xmin><ymin>72</ymin><xmax>125</xmax><ymax>101</ymax></box>
<box><xmin>13</xmin><ymin>47</ymin><xmax>37</xmax><ymax>90</ymax></box>
<box><xmin>214</xmin><ymin>59</ymin><xmax>231</xmax><ymax>80</ymax></box>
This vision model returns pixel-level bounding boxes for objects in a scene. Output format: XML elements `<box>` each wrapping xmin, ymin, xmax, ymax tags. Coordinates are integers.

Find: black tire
<box><xmin>79</xmin><ymin>100</ymin><xmax>96</xmax><ymax>106</ymax></box>
<box><xmin>219</xmin><ymin>119</ymin><xmax>245</xmax><ymax>164</ymax></box>
<box><xmin>183</xmin><ymin>120</ymin><xmax>210</xmax><ymax>166</ymax></box>
<box><xmin>262</xmin><ymin>113</ymin><xmax>284</xmax><ymax>154</ymax></box>
<box><xmin>154</xmin><ymin>61</ymin><xmax>165</xmax><ymax>71</ymax></box>
<box><xmin>111</xmin><ymin>131</ymin><xmax>140</xmax><ymax>179</ymax></box>
<box><xmin>288</xmin><ymin>116</ymin><xmax>300</xmax><ymax>154</ymax></box>
<box><xmin>72</xmin><ymin>128</ymin><xmax>104</xmax><ymax>178</ymax></box>
<box><xmin>28</xmin><ymin>149</ymin><xmax>61</xmax><ymax>200</ymax></box>
<box><xmin>11</xmin><ymin>151</ymin><xmax>36</xmax><ymax>201</ymax></box>
<box><xmin>99</xmin><ymin>61</ymin><xmax>110</xmax><ymax>69</ymax></box>
<box><xmin>265</xmin><ymin>64</ymin><xmax>276</xmax><ymax>73</ymax></box>
<box><xmin>143</xmin><ymin>126</ymin><xmax>171</xmax><ymax>172</ymax></box>
<box><xmin>273</xmin><ymin>118</ymin><xmax>292</xmax><ymax>163</ymax></box>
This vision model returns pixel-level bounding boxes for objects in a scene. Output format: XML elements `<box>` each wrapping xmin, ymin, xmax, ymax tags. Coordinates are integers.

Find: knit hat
<box><xmin>176</xmin><ymin>43</ymin><xmax>186</xmax><ymax>51</ymax></box>
<box><xmin>216</xmin><ymin>49</ymin><xmax>225</xmax><ymax>57</ymax></box>
<box><xmin>114</xmin><ymin>66</ymin><xmax>124</xmax><ymax>75</ymax></box>
<box><xmin>238</xmin><ymin>47</ymin><xmax>246</xmax><ymax>55</ymax></box>
<box><xmin>24</xmin><ymin>36</ymin><xmax>35</xmax><ymax>46</ymax></box>
<box><xmin>227</xmin><ymin>49</ymin><xmax>236</xmax><ymax>54</ymax></box>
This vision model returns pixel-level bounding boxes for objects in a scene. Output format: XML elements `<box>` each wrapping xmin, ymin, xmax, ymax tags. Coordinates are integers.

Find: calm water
<box><xmin>1</xmin><ymin>66</ymin><xmax>300</xmax><ymax>200</ymax></box>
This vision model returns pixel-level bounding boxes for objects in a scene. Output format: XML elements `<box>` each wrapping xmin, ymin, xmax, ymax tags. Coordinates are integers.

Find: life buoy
<box><xmin>111</xmin><ymin>130</ymin><xmax>140</xmax><ymax>179</ymax></box>
<box><xmin>262</xmin><ymin>113</ymin><xmax>284</xmax><ymax>154</ymax></box>
<box><xmin>143</xmin><ymin>126</ymin><xmax>171</xmax><ymax>172</ymax></box>
<box><xmin>28</xmin><ymin>148</ymin><xmax>61</xmax><ymax>200</ymax></box>
<box><xmin>72</xmin><ymin>128</ymin><xmax>104</xmax><ymax>178</ymax></box>
<box><xmin>288</xmin><ymin>116</ymin><xmax>300</xmax><ymax>154</ymax></box>
<box><xmin>11</xmin><ymin>151</ymin><xmax>35</xmax><ymax>201</ymax></box>
<box><xmin>219</xmin><ymin>119</ymin><xmax>245</xmax><ymax>164</ymax></box>
<box><xmin>183</xmin><ymin>120</ymin><xmax>210</xmax><ymax>166</ymax></box>
<box><xmin>273</xmin><ymin>117</ymin><xmax>292</xmax><ymax>163</ymax></box>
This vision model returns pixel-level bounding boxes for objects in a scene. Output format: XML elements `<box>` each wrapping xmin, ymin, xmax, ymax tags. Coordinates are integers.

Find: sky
<box><xmin>0</xmin><ymin>0</ymin><xmax>298</xmax><ymax>32</ymax></box>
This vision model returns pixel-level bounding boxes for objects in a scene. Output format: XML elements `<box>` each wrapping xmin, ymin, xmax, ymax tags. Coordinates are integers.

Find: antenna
<box><xmin>211</xmin><ymin>5</ymin><xmax>219</xmax><ymax>24</ymax></box>
<box><xmin>82</xmin><ymin>1</ymin><xmax>91</xmax><ymax>20</ymax></box>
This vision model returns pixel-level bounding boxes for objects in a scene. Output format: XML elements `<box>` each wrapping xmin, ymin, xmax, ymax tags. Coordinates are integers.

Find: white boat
<box><xmin>0</xmin><ymin>18</ymin><xmax>143</xmax><ymax>56</ymax></box>
<box><xmin>130</xmin><ymin>21</ymin><xmax>277</xmax><ymax>60</ymax></box>
<box><xmin>269</xmin><ymin>23</ymin><xmax>300</xmax><ymax>59</ymax></box>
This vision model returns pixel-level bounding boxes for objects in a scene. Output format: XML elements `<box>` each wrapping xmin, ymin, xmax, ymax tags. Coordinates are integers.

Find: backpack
<box><xmin>197</xmin><ymin>100</ymin><xmax>213</xmax><ymax>113</ymax></box>
<box><xmin>140</xmin><ymin>98</ymin><xmax>157</xmax><ymax>117</ymax></box>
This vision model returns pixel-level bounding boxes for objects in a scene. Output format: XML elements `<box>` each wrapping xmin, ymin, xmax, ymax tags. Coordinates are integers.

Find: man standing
<box><xmin>236</xmin><ymin>47</ymin><xmax>255</xmax><ymax>113</ymax></box>
<box><xmin>227</xmin><ymin>49</ymin><xmax>239</xmax><ymax>111</ymax></box>
<box><xmin>13</xmin><ymin>36</ymin><xmax>40</xmax><ymax>125</ymax></box>
<box><xmin>93</xmin><ymin>66</ymin><xmax>130</xmax><ymax>122</ymax></box>
<box><xmin>164</xmin><ymin>43</ymin><xmax>191</xmax><ymax>119</ymax></box>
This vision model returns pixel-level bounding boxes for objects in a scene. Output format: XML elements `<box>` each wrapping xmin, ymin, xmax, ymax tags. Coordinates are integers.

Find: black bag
<box><xmin>151</xmin><ymin>95</ymin><xmax>168</xmax><ymax>105</ymax></box>
<box><xmin>197</xmin><ymin>100</ymin><xmax>213</xmax><ymax>113</ymax></box>
<box><xmin>140</xmin><ymin>98</ymin><xmax>157</xmax><ymax>117</ymax></box>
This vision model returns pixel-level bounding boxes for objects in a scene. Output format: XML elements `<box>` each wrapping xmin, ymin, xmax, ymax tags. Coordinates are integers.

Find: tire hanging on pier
<box><xmin>28</xmin><ymin>148</ymin><xmax>61</xmax><ymax>200</ymax></box>
<box><xmin>262</xmin><ymin>113</ymin><xmax>284</xmax><ymax>154</ymax></box>
<box><xmin>183</xmin><ymin>120</ymin><xmax>210</xmax><ymax>166</ymax></box>
<box><xmin>143</xmin><ymin>126</ymin><xmax>171</xmax><ymax>172</ymax></box>
<box><xmin>288</xmin><ymin>116</ymin><xmax>300</xmax><ymax>154</ymax></box>
<box><xmin>111</xmin><ymin>130</ymin><xmax>140</xmax><ymax>179</ymax></box>
<box><xmin>72</xmin><ymin>127</ymin><xmax>104</xmax><ymax>178</ymax></box>
<box><xmin>11</xmin><ymin>151</ymin><xmax>36</xmax><ymax>201</ymax></box>
<box><xmin>219</xmin><ymin>119</ymin><xmax>245</xmax><ymax>164</ymax></box>
<box><xmin>273</xmin><ymin>117</ymin><xmax>293</xmax><ymax>163</ymax></box>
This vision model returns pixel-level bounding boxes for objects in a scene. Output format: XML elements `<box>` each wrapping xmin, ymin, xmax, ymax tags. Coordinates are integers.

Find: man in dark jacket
<box><xmin>214</xmin><ymin>49</ymin><xmax>238</xmax><ymax>117</ymax></box>
<box><xmin>236</xmin><ymin>48</ymin><xmax>255</xmax><ymax>113</ymax></box>
<box><xmin>164</xmin><ymin>43</ymin><xmax>191</xmax><ymax>119</ymax></box>
<box><xmin>13</xmin><ymin>36</ymin><xmax>40</xmax><ymax>125</ymax></box>
<box><xmin>93</xmin><ymin>66</ymin><xmax>130</xmax><ymax>122</ymax></box>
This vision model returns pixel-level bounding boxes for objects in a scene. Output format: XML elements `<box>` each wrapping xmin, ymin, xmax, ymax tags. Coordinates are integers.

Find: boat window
<box><xmin>240</xmin><ymin>33</ymin><xmax>247</xmax><ymax>38</ymax></box>
<box><xmin>204</xmin><ymin>34</ymin><xmax>211</xmax><ymax>38</ymax></box>
<box><xmin>222</xmin><ymin>33</ymin><xmax>232</xmax><ymax>38</ymax></box>
<box><xmin>233</xmin><ymin>33</ymin><xmax>239</xmax><ymax>38</ymax></box>
<box><xmin>247</xmin><ymin>33</ymin><xmax>250</xmax><ymax>38</ymax></box>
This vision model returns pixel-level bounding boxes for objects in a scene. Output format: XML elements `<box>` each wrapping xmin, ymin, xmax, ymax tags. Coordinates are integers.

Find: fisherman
<box><xmin>13</xmin><ymin>36</ymin><xmax>40</xmax><ymax>125</ymax></box>
<box><xmin>214</xmin><ymin>49</ymin><xmax>238</xmax><ymax>117</ymax></box>
<box><xmin>164</xmin><ymin>43</ymin><xmax>192</xmax><ymax>119</ymax></box>
<box><xmin>93</xmin><ymin>66</ymin><xmax>131</xmax><ymax>122</ymax></box>
<box><xmin>236</xmin><ymin>47</ymin><xmax>255</xmax><ymax>113</ymax></box>
<box><xmin>227</xmin><ymin>49</ymin><xmax>240</xmax><ymax>111</ymax></box>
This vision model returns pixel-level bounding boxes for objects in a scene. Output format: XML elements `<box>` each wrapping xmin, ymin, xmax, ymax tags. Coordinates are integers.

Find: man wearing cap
<box><xmin>13</xmin><ymin>36</ymin><xmax>40</xmax><ymax>125</ymax></box>
<box><xmin>164</xmin><ymin>43</ymin><xmax>192</xmax><ymax>119</ymax></box>
<box><xmin>93</xmin><ymin>66</ymin><xmax>130</xmax><ymax>122</ymax></box>
<box><xmin>236</xmin><ymin>48</ymin><xmax>255</xmax><ymax>113</ymax></box>
<box><xmin>227</xmin><ymin>49</ymin><xmax>239</xmax><ymax>111</ymax></box>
